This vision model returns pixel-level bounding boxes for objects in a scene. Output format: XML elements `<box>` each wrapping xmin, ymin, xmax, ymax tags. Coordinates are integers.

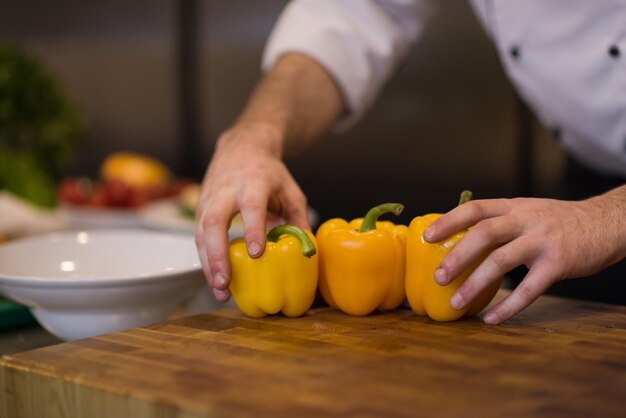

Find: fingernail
<box><xmin>450</xmin><ymin>293</ymin><xmax>464</xmax><ymax>310</ymax></box>
<box><xmin>213</xmin><ymin>288</ymin><xmax>230</xmax><ymax>303</ymax></box>
<box><xmin>483</xmin><ymin>312</ymin><xmax>498</xmax><ymax>324</ymax></box>
<box><xmin>434</xmin><ymin>267</ymin><xmax>447</xmax><ymax>285</ymax></box>
<box><xmin>248</xmin><ymin>241</ymin><xmax>262</xmax><ymax>257</ymax></box>
<box><xmin>424</xmin><ymin>225</ymin><xmax>436</xmax><ymax>241</ymax></box>
<box><xmin>215</xmin><ymin>274</ymin><xmax>226</xmax><ymax>289</ymax></box>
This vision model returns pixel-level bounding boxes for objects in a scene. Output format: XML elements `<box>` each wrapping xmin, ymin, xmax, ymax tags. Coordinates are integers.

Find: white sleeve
<box><xmin>262</xmin><ymin>0</ymin><xmax>436</xmax><ymax>131</ymax></box>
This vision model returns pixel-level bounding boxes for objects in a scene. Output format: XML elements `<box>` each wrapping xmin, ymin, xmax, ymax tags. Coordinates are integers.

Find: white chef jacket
<box><xmin>262</xmin><ymin>0</ymin><xmax>626</xmax><ymax>179</ymax></box>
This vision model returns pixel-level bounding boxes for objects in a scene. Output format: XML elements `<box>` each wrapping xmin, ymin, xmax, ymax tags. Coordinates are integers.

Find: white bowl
<box><xmin>0</xmin><ymin>229</ymin><xmax>205</xmax><ymax>340</ymax></box>
<box><xmin>59</xmin><ymin>204</ymin><xmax>142</xmax><ymax>229</ymax></box>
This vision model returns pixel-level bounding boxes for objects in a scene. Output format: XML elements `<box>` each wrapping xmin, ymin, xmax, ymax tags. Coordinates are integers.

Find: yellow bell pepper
<box><xmin>406</xmin><ymin>191</ymin><xmax>502</xmax><ymax>321</ymax></box>
<box><xmin>316</xmin><ymin>203</ymin><xmax>407</xmax><ymax>316</ymax></box>
<box><xmin>229</xmin><ymin>225</ymin><xmax>318</xmax><ymax>318</ymax></box>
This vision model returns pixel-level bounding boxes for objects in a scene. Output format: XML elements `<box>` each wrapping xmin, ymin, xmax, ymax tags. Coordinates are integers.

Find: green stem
<box><xmin>266</xmin><ymin>225</ymin><xmax>316</xmax><ymax>258</ymax></box>
<box><xmin>358</xmin><ymin>203</ymin><xmax>404</xmax><ymax>232</ymax></box>
<box><xmin>458</xmin><ymin>190</ymin><xmax>473</xmax><ymax>206</ymax></box>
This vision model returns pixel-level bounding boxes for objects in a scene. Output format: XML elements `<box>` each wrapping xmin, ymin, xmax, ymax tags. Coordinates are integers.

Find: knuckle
<box><xmin>516</xmin><ymin>281</ymin><xmax>537</xmax><ymax>303</ymax></box>
<box><xmin>535</xmin><ymin>220</ymin><xmax>556</xmax><ymax>237</ymax></box>
<box><xmin>207</xmin><ymin>253</ymin><xmax>224</xmax><ymax>268</ymax></box>
<box><xmin>544</xmin><ymin>251</ymin><xmax>561</xmax><ymax>268</ymax></box>
<box><xmin>282</xmin><ymin>192</ymin><xmax>308</xmax><ymax>220</ymax></box>
<box><xmin>244</xmin><ymin>229</ymin><xmax>265</xmax><ymax>243</ymax></box>
<box><xmin>240</xmin><ymin>194</ymin><xmax>267</xmax><ymax>212</ymax></box>
<box><xmin>542</xmin><ymin>246</ymin><xmax>567</xmax><ymax>274</ymax></box>
<box><xmin>496</xmin><ymin>302</ymin><xmax>515</xmax><ymax>321</ymax></box>
<box><xmin>500</xmin><ymin>197</ymin><xmax>516</xmax><ymax>209</ymax></box>
<box><xmin>292</xmin><ymin>189</ymin><xmax>308</xmax><ymax>207</ymax></box>
<box><xmin>489</xmin><ymin>248</ymin><xmax>511</xmax><ymax>270</ymax></box>
<box><xmin>475</xmin><ymin>220</ymin><xmax>497</xmax><ymax>241</ymax></box>
<box><xmin>466</xmin><ymin>201</ymin><xmax>486</xmax><ymax>218</ymax></box>
<box><xmin>542</xmin><ymin>255</ymin><xmax>568</xmax><ymax>280</ymax></box>
<box><xmin>441</xmin><ymin>252</ymin><xmax>459</xmax><ymax>273</ymax></box>
<box><xmin>293</xmin><ymin>196</ymin><xmax>307</xmax><ymax>212</ymax></box>
<box><xmin>200</xmin><ymin>210</ymin><xmax>226</xmax><ymax>230</ymax></box>
<box><xmin>194</xmin><ymin>231</ymin><xmax>205</xmax><ymax>247</ymax></box>
<box><xmin>459</xmin><ymin>279</ymin><xmax>477</xmax><ymax>298</ymax></box>
<box><xmin>286</xmin><ymin>203</ymin><xmax>305</xmax><ymax>218</ymax></box>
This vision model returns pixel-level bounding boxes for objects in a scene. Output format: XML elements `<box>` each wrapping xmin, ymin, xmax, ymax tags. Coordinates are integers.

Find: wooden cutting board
<box><xmin>1</xmin><ymin>290</ymin><xmax>625</xmax><ymax>418</ymax></box>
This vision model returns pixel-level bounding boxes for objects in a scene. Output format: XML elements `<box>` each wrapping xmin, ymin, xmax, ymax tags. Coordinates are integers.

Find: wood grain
<box><xmin>1</xmin><ymin>290</ymin><xmax>625</xmax><ymax>418</ymax></box>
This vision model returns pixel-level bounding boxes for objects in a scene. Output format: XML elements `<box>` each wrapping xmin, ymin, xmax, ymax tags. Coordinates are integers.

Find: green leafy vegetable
<box><xmin>0</xmin><ymin>43</ymin><xmax>85</xmax><ymax>207</ymax></box>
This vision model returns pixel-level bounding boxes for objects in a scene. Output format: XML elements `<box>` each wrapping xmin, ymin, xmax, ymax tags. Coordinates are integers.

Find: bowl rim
<box><xmin>0</xmin><ymin>229</ymin><xmax>204</xmax><ymax>288</ymax></box>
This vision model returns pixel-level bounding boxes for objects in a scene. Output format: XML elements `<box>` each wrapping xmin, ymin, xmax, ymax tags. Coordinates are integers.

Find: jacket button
<box><xmin>510</xmin><ymin>45</ymin><xmax>521</xmax><ymax>59</ymax></box>
<box><xmin>609</xmin><ymin>45</ymin><xmax>621</xmax><ymax>58</ymax></box>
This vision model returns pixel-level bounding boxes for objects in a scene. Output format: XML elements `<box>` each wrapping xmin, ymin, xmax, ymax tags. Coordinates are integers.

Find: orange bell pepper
<box><xmin>316</xmin><ymin>203</ymin><xmax>407</xmax><ymax>316</ymax></box>
<box><xmin>406</xmin><ymin>191</ymin><xmax>502</xmax><ymax>321</ymax></box>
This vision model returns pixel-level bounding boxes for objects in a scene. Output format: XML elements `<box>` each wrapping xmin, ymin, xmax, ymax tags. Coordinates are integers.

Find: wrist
<box><xmin>216</xmin><ymin>121</ymin><xmax>285</xmax><ymax>159</ymax></box>
<box><xmin>584</xmin><ymin>185</ymin><xmax>626</xmax><ymax>264</ymax></box>
<box><xmin>604</xmin><ymin>185</ymin><xmax>626</xmax><ymax>260</ymax></box>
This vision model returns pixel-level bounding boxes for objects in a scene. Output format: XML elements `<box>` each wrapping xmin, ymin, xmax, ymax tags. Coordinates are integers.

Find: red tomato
<box><xmin>87</xmin><ymin>183</ymin><xmax>109</xmax><ymax>207</ymax></box>
<box><xmin>57</xmin><ymin>177</ymin><xmax>93</xmax><ymax>205</ymax></box>
<box><xmin>129</xmin><ymin>187</ymin><xmax>151</xmax><ymax>208</ymax></box>
<box><xmin>104</xmin><ymin>180</ymin><xmax>134</xmax><ymax>207</ymax></box>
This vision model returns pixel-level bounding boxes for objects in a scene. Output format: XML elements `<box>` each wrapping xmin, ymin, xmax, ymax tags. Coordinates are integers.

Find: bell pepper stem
<box><xmin>266</xmin><ymin>225</ymin><xmax>316</xmax><ymax>258</ymax></box>
<box><xmin>458</xmin><ymin>190</ymin><xmax>473</xmax><ymax>206</ymax></box>
<box><xmin>358</xmin><ymin>203</ymin><xmax>404</xmax><ymax>232</ymax></box>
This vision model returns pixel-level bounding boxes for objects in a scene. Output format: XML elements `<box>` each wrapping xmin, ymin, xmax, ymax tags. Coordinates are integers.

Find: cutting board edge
<box><xmin>0</xmin><ymin>357</ymin><xmax>211</xmax><ymax>418</ymax></box>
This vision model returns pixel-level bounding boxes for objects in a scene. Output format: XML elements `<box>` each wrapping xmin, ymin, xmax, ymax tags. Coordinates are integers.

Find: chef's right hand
<box><xmin>195</xmin><ymin>122</ymin><xmax>310</xmax><ymax>302</ymax></box>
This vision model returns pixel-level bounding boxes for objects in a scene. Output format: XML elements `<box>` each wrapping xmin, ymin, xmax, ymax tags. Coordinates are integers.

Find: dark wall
<box><xmin>0</xmin><ymin>0</ymin><xmax>564</xmax><ymax>223</ymax></box>
<box><xmin>0</xmin><ymin>1</ymin><xmax>180</xmax><ymax>172</ymax></box>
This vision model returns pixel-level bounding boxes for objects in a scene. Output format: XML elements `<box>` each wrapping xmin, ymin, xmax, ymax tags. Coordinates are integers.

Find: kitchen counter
<box><xmin>1</xmin><ymin>290</ymin><xmax>625</xmax><ymax>418</ymax></box>
<box><xmin>0</xmin><ymin>325</ymin><xmax>61</xmax><ymax>356</ymax></box>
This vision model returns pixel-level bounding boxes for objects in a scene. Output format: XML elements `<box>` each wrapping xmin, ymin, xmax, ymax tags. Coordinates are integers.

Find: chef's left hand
<box><xmin>423</xmin><ymin>187</ymin><xmax>626</xmax><ymax>324</ymax></box>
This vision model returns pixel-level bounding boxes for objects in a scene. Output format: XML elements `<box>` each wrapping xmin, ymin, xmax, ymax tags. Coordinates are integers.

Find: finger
<box><xmin>195</xmin><ymin>196</ymin><xmax>214</xmax><ymax>287</ymax></box>
<box><xmin>213</xmin><ymin>287</ymin><xmax>231</xmax><ymax>303</ymax></box>
<box><xmin>197</xmin><ymin>198</ymin><xmax>236</xmax><ymax>290</ymax></box>
<box><xmin>239</xmin><ymin>185</ymin><xmax>270</xmax><ymax>259</ymax></box>
<box><xmin>280</xmin><ymin>183</ymin><xmax>310</xmax><ymax>230</ymax></box>
<box><xmin>449</xmin><ymin>236</ymin><xmax>540</xmax><ymax>310</ymax></box>
<box><xmin>424</xmin><ymin>199</ymin><xmax>512</xmax><ymax>243</ymax></box>
<box><xmin>482</xmin><ymin>262</ymin><xmax>555</xmax><ymax>324</ymax></box>
<box><xmin>195</xmin><ymin>236</ymin><xmax>213</xmax><ymax>287</ymax></box>
<box><xmin>436</xmin><ymin>215</ymin><xmax>522</xmax><ymax>285</ymax></box>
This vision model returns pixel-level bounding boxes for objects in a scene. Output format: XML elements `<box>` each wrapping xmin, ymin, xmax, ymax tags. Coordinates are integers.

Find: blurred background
<box><xmin>0</xmin><ymin>1</ymin><xmax>623</xmax><ymax>354</ymax></box>
<box><xmin>0</xmin><ymin>0</ymin><xmax>564</xmax><ymax>224</ymax></box>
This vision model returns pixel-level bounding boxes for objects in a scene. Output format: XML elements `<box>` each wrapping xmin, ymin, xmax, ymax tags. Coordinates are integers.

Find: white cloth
<box><xmin>262</xmin><ymin>0</ymin><xmax>626</xmax><ymax>179</ymax></box>
<box><xmin>0</xmin><ymin>192</ymin><xmax>67</xmax><ymax>239</ymax></box>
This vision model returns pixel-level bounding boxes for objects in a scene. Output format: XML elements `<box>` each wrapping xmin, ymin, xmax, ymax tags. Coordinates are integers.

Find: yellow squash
<box><xmin>229</xmin><ymin>225</ymin><xmax>318</xmax><ymax>318</ymax></box>
<box><xmin>406</xmin><ymin>191</ymin><xmax>502</xmax><ymax>321</ymax></box>
<box><xmin>316</xmin><ymin>203</ymin><xmax>407</xmax><ymax>316</ymax></box>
